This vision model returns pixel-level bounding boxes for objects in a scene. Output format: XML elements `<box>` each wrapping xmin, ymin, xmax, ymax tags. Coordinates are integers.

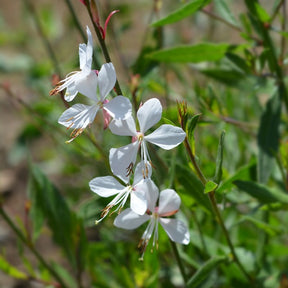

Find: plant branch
<box><xmin>84</xmin><ymin>1</ymin><xmax>123</xmax><ymax>96</ymax></box>
<box><xmin>170</xmin><ymin>240</ymin><xmax>188</xmax><ymax>286</ymax></box>
<box><xmin>23</xmin><ymin>0</ymin><xmax>62</xmax><ymax>76</ymax></box>
<box><xmin>183</xmin><ymin>136</ymin><xmax>255</xmax><ymax>285</ymax></box>
<box><xmin>0</xmin><ymin>206</ymin><xmax>68</xmax><ymax>288</ymax></box>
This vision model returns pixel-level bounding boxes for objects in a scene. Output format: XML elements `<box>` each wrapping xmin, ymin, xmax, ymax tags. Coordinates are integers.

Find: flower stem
<box><xmin>170</xmin><ymin>240</ymin><xmax>188</xmax><ymax>285</ymax></box>
<box><xmin>0</xmin><ymin>205</ymin><xmax>68</xmax><ymax>288</ymax></box>
<box><xmin>84</xmin><ymin>1</ymin><xmax>123</xmax><ymax>96</ymax></box>
<box><xmin>183</xmin><ymin>137</ymin><xmax>255</xmax><ymax>285</ymax></box>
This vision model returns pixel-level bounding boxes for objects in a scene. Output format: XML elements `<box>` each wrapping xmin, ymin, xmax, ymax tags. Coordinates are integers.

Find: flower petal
<box><xmin>159</xmin><ymin>218</ymin><xmax>190</xmax><ymax>244</ymax></box>
<box><xmin>109</xmin><ymin>115</ymin><xmax>137</xmax><ymax>136</ymax></box>
<box><xmin>104</xmin><ymin>96</ymin><xmax>132</xmax><ymax>120</ymax></box>
<box><xmin>109</xmin><ymin>142</ymin><xmax>139</xmax><ymax>183</ymax></box>
<box><xmin>137</xmin><ymin>98</ymin><xmax>162</xmax><ymax>133</ymax></box>
<box><xmin>144</xmin><ymin>179</ymin><xmax>159</xmax><ymax>212</ymax></box>
<box><xmin>158</xmin><ymin>189</ymin><xmax>180</xmax><ymax>215</ymax></box>
<box><xmin>114</xmin><ymin>208</ymin><xmax>150</xmax><ymax>229</ymax></box>
<box><xmin>89</xmin><ymin>176</ymin><xmax>125</xmax><ymax>197</ymax></box>
<box><xmin>144</xmin><ymin>124</ymin><xmax>186</xmax><ymax>150</ymax></box>
<box><xmin>79</xmin><ymin>26</ymin><xmax>93</xmax><ymax>70</ymax></box>
<box><xmin>64</xmin><ymin>82</ymin><xmax>78</xmax><ymax>102</ymax></box>
<box><xmin>76</xmin><ymin>71</ymin><xmax>98</xmax><ymax>100</ymax></box>
<box><xmin>133</xmin><ymin>162</ymin><xmax>152</xmax><ymax>184</ymax></box>
<box><xmin>98</xmin><ymin>62</ymin><xmax>116</xmax><ymax>100</ymax></box>
<box><xmin>130</xmin><ymin>189</ymin><xmax>147</xmax><ymax>215</ymax></box>
<box><xmin>58</xmin><ymin>103</ymin><xmax>99</xmax><ymax>129</ymax></box>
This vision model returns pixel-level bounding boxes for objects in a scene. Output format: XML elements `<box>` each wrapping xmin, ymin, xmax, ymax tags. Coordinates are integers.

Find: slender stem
<box><xmin>23</xmin><ymin>0</ymin><xmax>61</xmax><ymax>76</ymax></box>
<box><xmin>183</xmin><ymin>137</ymin><xmax>255</xmax><ymax>285</ymax></box>
<box><xmin>0</xmin><ymin>206</ymin><xmax>68</xmax><ymax>288</ymax></box>
<box><xmin>270</xmin><ymin>0</ymin><xmax>285</xmax><ymax>23</ymax></box>
<box><xmin>84</xmin><ymin>1</ymin><xmax>123</xmax><ymax>96</ymax></box>
<box><xmin>280</xmin><ymin>0</ymin><xmax>286</xmax><ymax>62</ymax></box>
<box><xmin>183</xmin><ymin>137</ymin><xmax>207</xmax><ymax>184</ymax></box>
<box><xmin>64</xmin><ymin>0</ymin><xmax>101</xmax><ymax>68</ymax></box>
<box><xmin>191</xmin><ymin>210</ymin><xmax>207</xmax><ymax>253</ymax></box>
<box><xmin>170</xmin><ymin>240</ymin><xmax>188</xmax><ymax>286</ymax></box>
<box><xmin>201</xmin><ymin>8</ymin><xmax>261</xmax><ymax>44</ymax></box>
<box><xmin>207</xmin><ymin>191</ymin><xmax>254</xmax><ymax>284</ymax></box>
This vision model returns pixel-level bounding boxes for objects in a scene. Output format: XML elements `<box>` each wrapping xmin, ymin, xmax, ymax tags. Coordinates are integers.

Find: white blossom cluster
<box><xmin>51</xmin><ymin>26</ymin><xmax>190</xmax><ymax>258</ymax></box>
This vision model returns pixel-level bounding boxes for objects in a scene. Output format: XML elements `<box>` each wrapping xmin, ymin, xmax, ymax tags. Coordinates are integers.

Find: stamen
<box><xmin>126</xmin><ymin>162</ymin><xmax>134</xmax><ymax>177</ymax></box>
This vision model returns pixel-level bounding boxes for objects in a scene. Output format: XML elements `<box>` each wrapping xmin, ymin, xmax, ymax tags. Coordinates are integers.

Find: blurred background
<box><xmin>0</xmin><ymin>0</ymin><xmax>284</xmax><ymax>287</ymax></box>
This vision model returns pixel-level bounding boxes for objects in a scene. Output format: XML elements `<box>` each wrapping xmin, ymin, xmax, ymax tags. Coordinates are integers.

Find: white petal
<box><xmin>144</xmin><ymin>179</ymin><xmax>159</xmax><ymax>212</ymax></box>
<box><xmin>109</xmin><ymin>142</ymin><xmax>139</xmax><ymax>183</ymax></box>
<box><xmin>98</xmin><ymin>62</ymin><xmax>116</xmax><ymax>100</ymax></box>
<box><xmin>76</xmin><ymin>71</ymin><xmax>98</xmax><ymax>100</ymax></box>
<box><xmin>159</xmin><ymin>218</ymin><xmax>190</xmax><ymax>244</ymax></box>
<box><xmin>58</xmin><ymin>103</ymin><xmax>99</xmax><ymax>129</ymax></box>
<box><xmin>114</xmin><ymin>208</ymin><xmax>150</xmax><ymax>229</ymax></box>
<box><xmin>145</xmin><ymin>124</ymin><xmax>186</xmax><ymax>150</ymax></box>
<box><xmin>79</xmin><ymin>27</ymin><xmax>93</xmax><ymax>71</ymax></box>
<box><xmin>137</xmin><ymin>98</ymin><xmax>162</xmax><ymax>133</ymax></box>
<box><xmin>89</xmin><ymin>176</ymin><xmax>124</xmax><ymax>197</ymax></box>
<box><xmin>158</xmin><ymin>189</ymin><xmax>181</xmax><ymax>215</ymax></box>
<box><xmin>133</xmin><ymin>162</ymin><xmax>152</xmax><ymax>184</ymax></box>
<box><xmin>109</xmin><ymin>115</ymin><xmax>137</xmax><ymax>136</ymax></box>
<box><xmin>130</xmin><ymin>190</ymin><xmax>147</xmax><ymax>215</ymax></box>
<box><xmin>104</xmin><ymin>96</ymin><xmax>132</xmax><ymax>120</ymax></box>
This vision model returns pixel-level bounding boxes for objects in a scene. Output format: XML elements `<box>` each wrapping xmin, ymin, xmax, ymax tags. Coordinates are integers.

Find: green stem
<box><xmin>170</xmin><ymin>240</ymin><xmax>188</xmax><ymax>286</ymax></box>
<box><xmin>64</xmin><ymin>0</ymin><xmax>101</xmax><ymax>68</ymax></box>
<box><xmin>24</xmin><ymin>0</ymin><xmax>61</xmax><ymax>76</ymax></box>
<box><xmin>0</xmin><ymin>206</ymin><xmax>68</xmax><ymax>288</ymax></box>
<box><xmin>84</xmin><ymin>1</ymin><xmax>123</xmax><ymax>96</ymax></box>
<box><xmin>183</xmin><ymin>138</ymin><xmax>255</xmax><ymax>285</ymax></box>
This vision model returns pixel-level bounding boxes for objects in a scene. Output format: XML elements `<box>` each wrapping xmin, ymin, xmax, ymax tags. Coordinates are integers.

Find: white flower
<box><xmin>109</xmin><ymin>98</ymin><xmax>186</xmax><ymax>182</ymax></box>
<box><xmin>58</xmin><ymin>63</ymin><xmax>132</xmax><ymax>142</ymax></box>
<box><xmin>114</xmin><ymin>188</ymin><xmax>190</xmax><ymax>259</ymax></box>
<box><xmin>89</xmin><ymin>162</ymin><xmax>154</xmax><ymax>223</ymax></box>
<box><xmin>50</xmin><ymin>26</ymin><xmax>97</xmax><ymax>102</ymax></box>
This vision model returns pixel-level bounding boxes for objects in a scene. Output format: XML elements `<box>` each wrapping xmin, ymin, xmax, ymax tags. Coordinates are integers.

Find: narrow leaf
<box><xmin>257</xmin><ymin>93</ymin><xmax>281</xmax><ymax>183</ymax></box>
<box><xmin>213</xmin><ymin>131</ymin><xmax>225</xmax><ymax>184</ymax></box>
<box><xmin>215</xmin><ymin>0</ymin><xmax>239</xmax><ymax>26</ymax></box>
<box><xmin>187</xmin><ymin>256</ymin><xmax>227</xmax><ymax>287</ymax></box>
<box><xmin>152</xmin><ymin>0</ymin><xmax>211</xmax><ymax>27</ymax></box>
<box><xmin>147</xmin><ymin>43</ymin><xmax>230</xmax><ymax>63</ymax></box>
<box><xmin>176</xmin><ymin>165</ymin><xmax>212</xmax><ymax>213</ymax></box>
<box><xmin>0</xmin><ymin>255</ymin><xmax>28</xmax><ymax>280</ymax></box>
<box><xmin>217</xmin><ymin>159</ymin><xmax>257</xmax><ymax>193</ymax></box>
<box><xmin>233</xmin><ymin>180</ymin><xmax>288</xmax><ymax>204</ymax></box>
<box><xmin>204</xmin><ymin>181</ymin><xmax>218</xmax><ymax>194</ymax></box>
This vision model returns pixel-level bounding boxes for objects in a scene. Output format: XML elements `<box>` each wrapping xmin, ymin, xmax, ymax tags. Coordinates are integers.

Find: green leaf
<box><xmin>28</xmin><ymin>164</ymin><xmax>87</xmax><ymax>268</ymax></box>
<box><xmin>152</xmin><ymin>0</ymin><xmax>211</xmax><ymax>27</ymax></box>
<box><xmin>213</xmin><ymin>131</ymin><xmax>225</xmax><ymax>184</ymax></box>
<box><xmin>175</xmin><ymin>165</ymin><xmax>211</xmax><ymax>213</ymax></box>
<box><xmin>254</xmin><ymin>2</ymin><xmax>271</xmax><ymax>23</ymax></box>
<box><xmin>214</xmin><ymin>0</ymin><xmax>239</xmax><ymax>26</ymax></box>
<box><xmin>204</xmin><ymin>181</ymin><xmax>218</xmax><ymax>194</ymax></box>
<box><xmin>239</xmin><ymin>215</ymin><xmax>279</xmax><ymax>236</ymax></box>
<box><xmin>257</xmin><ymin>93</ymin><xmax>281</xmax><ymax>183</ymax></box>
<box><xmin>201</xmin><ymin>69</ymin><xmax>246</xmax><ymax>86</ymax></box>
<box><xmin>217</xmin><ymin>159</ymin><xmax>257</xmax><ymax>193</ymax></box>
<box><xmin>186</xmin><ymin>114</ymin><xmax>201</xmax><ymax>151</ymax></box>
<box><xmin>187</xmin><ymin>256</ymin><xmax>227</xmax><ymax>287</ymax></box>
<box><xmin>0</xmin><ymin>255</ymin><xmax>28</xmax><ymax>280</ymax></box>
<box><xmin>225</xmin><ymin>52</ymin><xmax>250</xmax><ymax>73</ymax></box>
<box><xmin>147</xmin><ymin>43</ymin><xmax>230</xmax><ymax>63</ymax></box>
<box><xmin>233</xmin><ymin>180</ymin><xmax>288</xmax><ymax>204</ymax></box>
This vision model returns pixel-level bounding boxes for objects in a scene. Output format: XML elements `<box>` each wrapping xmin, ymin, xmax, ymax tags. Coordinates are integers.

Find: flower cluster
<box><xmin>51</xmin><ymin>26</ymin><xmax>190</xmax><ymax>258</ymax></box>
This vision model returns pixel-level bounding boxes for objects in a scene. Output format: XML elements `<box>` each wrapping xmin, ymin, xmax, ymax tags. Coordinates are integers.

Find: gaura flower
<box><xmin>114</xmin><ymin>188</ymin><xmax>190</xmax><ymax>260</ymax></box>
<box><xmin>109</xmin><ymin>98</ymin><xmax>186</xmax><ymax>182</ymax></box>
<box><xmin>89</xmin><ymin>163</ymin><xmax>154</xmax><ymax>223</ymax></box>
<box><xmin>50</xmin><ymin>26</ymin><xmax>97</xmax><ymax>102</ymax></box>
<box><xmin>58</xmin><ymin>63</ymin><xmax>132</xmax><ymax>142</ymax></box>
